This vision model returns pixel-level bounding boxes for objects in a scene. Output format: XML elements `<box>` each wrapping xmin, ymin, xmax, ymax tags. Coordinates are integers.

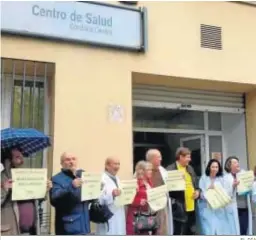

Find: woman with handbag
<box><xmin>126</xmin><ymin>160</ymin><xmax>158</xmax><ymax>235</ymax></box>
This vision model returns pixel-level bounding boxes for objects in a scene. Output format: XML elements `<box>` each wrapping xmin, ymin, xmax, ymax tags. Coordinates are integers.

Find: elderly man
<box><xmin>50</xmin><ymin>152</ymin><xmax>90</xmax><ymax>235</ymax></box>
<box><xmin>166</xmin><ymin>147</ymin><xmax>200</xmax><ymax>235</ymax></box>
<box><xmin>96</xmin><ymin>156</ymin><xmax>126</xmax><ymax>235</ymax></box>
<box><xmin>146</xmin><ymin>149</ymin><xmax>173</xmax><ymax>235</ymax></box>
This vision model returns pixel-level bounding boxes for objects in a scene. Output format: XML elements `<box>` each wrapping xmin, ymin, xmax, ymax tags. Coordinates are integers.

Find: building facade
<box><xmin>1</xmin><ymin>1</ymin><xmax>256</xmax><ymax>233</ymax></box>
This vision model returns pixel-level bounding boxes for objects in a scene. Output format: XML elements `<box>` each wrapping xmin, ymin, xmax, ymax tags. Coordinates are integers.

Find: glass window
<box><xmin>133</xmin><ymin>107</ymin><xmax>205</xmax><ymax>130</ymax></box>
<box><xmin>209</xmin><ymin>136</ymin><xmax>223</xmax><ymax>165</ymax></box>
<box><xmin>208</xmin><ymin>112</ymin><xmax>222</xmax><ymax>131</ymax></box>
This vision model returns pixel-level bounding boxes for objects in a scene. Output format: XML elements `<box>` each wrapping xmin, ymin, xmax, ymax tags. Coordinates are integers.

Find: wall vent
<box><xmin>200</xmin><ymin>24</ymin><xmax>222</xmax><ymax>50</ymax></box>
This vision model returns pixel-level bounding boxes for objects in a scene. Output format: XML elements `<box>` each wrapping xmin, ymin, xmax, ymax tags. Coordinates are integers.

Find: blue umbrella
<box><xmin>1</xmin><ymin>128</ymin><xmax>51</xmax><ymax>157</ymax></box>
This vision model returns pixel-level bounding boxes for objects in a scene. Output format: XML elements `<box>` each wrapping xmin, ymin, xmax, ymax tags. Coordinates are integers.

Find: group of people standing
<box><xmin>1</xmin><ymin>147</ymin><xmax>256</xmax><ymax>235</ymax></box>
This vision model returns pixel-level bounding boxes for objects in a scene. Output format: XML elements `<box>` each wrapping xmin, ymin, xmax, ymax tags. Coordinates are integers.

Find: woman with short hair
<box><xmin>197</xmin><ymin>159</ymin><xmax>228</xmax><ymax>235</ymax></box>
<box><xmin>126</xmin><ymin>160</ymin><xmax>156</xmax><ymax>235</ymax></box>
<box><xmin>223</xmin><ymin>156</ymin><xmax>253</xmax><ymax>235</ymax></box>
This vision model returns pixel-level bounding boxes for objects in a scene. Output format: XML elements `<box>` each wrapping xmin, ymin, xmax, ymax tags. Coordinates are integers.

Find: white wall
<box><xmin>221</xmin><ymin>113</ymin><xmax>248</xmax><ymax>170</ymax></box>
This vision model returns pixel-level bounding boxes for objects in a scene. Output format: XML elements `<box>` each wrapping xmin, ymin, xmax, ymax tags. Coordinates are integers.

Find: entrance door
<box><xmin>180</xmin><ymin>135</ymin><xmax>205</xmax><ymax>177</ymax></box>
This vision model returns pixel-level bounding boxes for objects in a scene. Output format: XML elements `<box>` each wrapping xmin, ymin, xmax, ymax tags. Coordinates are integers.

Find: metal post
<box><xmin>32</xmin><ymin>62</ymin><xmax>37</xmax><ymax>128</ymax></box>
<box><xmin>20</xmin><ymin>61</ymin><xmax>26</xmax><ymax>127</ymax></box>
<box><xmin>10</xmin><ymin>60</ymin><xmax>16</xmax><ymax>127</ymax></box>
<box><xmin>1</xmin><ymin>59</ymin><xmax>4</xmax><ymax>112</ymax></box>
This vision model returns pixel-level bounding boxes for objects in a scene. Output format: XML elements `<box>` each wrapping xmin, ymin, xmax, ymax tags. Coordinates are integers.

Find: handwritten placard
<box><xmin>115</xmin><ymin>179</ymin><xmax>137</xmax><ymax>206</ymax></box>
<box><xmin>237</xmin><ymin>170</ymin><xmax>254</xmax><ymax>195</ymax></box>
<box><xmin>204</xmin><ymin>184</ymin><xmax>231</xmax><ymax>209</ymax></box>
<box><xmin>166</xmin><ymin>170</ymin><xmax>186</xmax><ymax>191</ymax></box>
<box><xmin>147</xmin><ymin>185</ymin><xmax>168</xmax><ymax>211</ymax></box>
<box><xmin>81</xmin><ymin>172</ymin><xmax>102</xmax><ymax>201</ymax></box>
<box><xmin>11</xmin><ymin>168</ymin><xmax>47</xmax><ymax>201</ymax></box>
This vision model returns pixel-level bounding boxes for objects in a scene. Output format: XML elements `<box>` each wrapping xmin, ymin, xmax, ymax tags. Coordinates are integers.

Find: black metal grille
<box><xmin>200</xmin><ymin>24</ymin><xmax>222</xmax><ymax>50</ymax></box>
<box><xmin>1</xmin><ymin>58</ymin><xmax>54</xmax><ymax>234</ymax></box>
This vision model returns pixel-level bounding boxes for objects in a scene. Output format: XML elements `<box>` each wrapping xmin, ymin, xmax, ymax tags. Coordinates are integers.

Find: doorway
<box><xmin>180</xmin><ymin>135</ymin><xmax>204</xmax><ymax>176</ymax></box>
<box><xmin>133</xmin><ymin>132</ymin><xmax>205</xmax><ymax>176</ymax></box>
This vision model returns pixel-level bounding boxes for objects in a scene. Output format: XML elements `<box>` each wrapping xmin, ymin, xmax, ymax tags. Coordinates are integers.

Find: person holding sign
<box><xmin>166</xmin><ymin>147</ymin><xmax>200</xmax><ymax>235</ymax></box>
<box><xmin>146</xmin><ymin>149</ymin><xmax>173</xmax><ymax>235</ymax></box>
<box><xmin>252</xmin><ymin>166</ymin><xmax>256</xmax><ymax>235</ymax></box>
<box><xmin>197</xmin><ymin>159</ymin><xmax>229</xmax><ymax>235</ymax></box>
<box><xmin>253</xmin><ymin>166</ymin><xmax>256</xmax><ymax>204</ymax></box>
<box><xmin>223</xmin><ymin>156</ymin><xmax>253</xmax><ymax>235</ymax></box>
<box><xmin>126</xmin><ymin>160</ymin><xmax>157</xmax><ymax>235</ymax></box>
<box><xmin>96</xmin><ymin>157</ymin><xmax>126</xmax><ymax>235</ymax></box>
<box><xmin>1</xmin><ymin>148</ymin><xmax>52</xmax><ymax>236</ymax></box>
<box><xmin>50</xmin><ymin>152</ymin><xmax>91</xmax><ymax>235</ymax></box>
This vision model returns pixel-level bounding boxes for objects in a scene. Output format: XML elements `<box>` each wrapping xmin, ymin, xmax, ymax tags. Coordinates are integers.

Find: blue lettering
<box><xmin>32</xmin><ymin>5</ymin><xmax>40</xmax><ymax>16</ymax></box>
<box><xmin>85</xmin><ymin>13</ymin><xmax>92</xmax><ymax>24</ymax></box>
<box><xmin>85</xmin><ymin>13</ymin><xmax>112</xmax><ymax>27</ymax></box>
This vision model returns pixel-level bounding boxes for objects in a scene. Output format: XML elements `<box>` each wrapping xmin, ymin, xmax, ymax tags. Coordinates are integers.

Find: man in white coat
<box><xmin>223</xmin><ymin>156</ymin><xmax>253</xmax><ymax>235</ymax></box>
<box><xmin>146</xmin><ymin>149</ymin><xmax>173</xmax><ymax>235</ymax></box>
<box><xmin>96</xmin><ymin>157</ymin><xmax>126</xmax><ymax>235</ymax></box>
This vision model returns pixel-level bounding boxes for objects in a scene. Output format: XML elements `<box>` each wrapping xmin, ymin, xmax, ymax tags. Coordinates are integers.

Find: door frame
<box><xmin>180</xmin><ymin>135</ymin><xmax>206</xmax><ymax>175</ymax></box>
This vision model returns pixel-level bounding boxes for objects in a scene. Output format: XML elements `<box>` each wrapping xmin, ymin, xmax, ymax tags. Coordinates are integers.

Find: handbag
<box><xmin>89</xmin><ymin>200</ymin><xmax>113</xmax><ymax>224</ymax></box>
<box><xmin>133</xmin><ymin>207</ymin><xmax>158</xmax><ymax>234</ymax></box>
<box><xmin>171</xmin><ymin>199</ymin><xmax>188</xmax><ymax>223</ymax></box>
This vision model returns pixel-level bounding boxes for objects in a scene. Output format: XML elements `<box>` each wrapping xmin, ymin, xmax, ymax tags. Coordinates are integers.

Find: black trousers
<box><xmin>238</xmin><ymin>208</ymin><xmax>248</xmax><ymax>235</ymax></box>
<box><xmin>173</xmin><ymin>211</ymin><xmax>196</xmax><ymax>235</ymax></box>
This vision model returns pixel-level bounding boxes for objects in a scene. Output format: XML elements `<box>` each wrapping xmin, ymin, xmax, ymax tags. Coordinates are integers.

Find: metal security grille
<box><xmin>133</xmin><ymin>84</ymin><xmax>245</xmax><ymax>112</ymax></box>
<box><xmin>1</xmin><ymin>58</ymin><xmax>53</xmax><ymax>234</ymax></box>
<box><xmin>200</xmin><ymin>24</ymin><xmax>222</xmax><ymax>50</ymax></box>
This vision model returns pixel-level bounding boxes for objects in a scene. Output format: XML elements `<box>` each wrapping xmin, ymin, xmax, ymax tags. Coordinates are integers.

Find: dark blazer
<box><xmin>166</xmin><ymin>162</ymin><xmax>200</xmax><ymax>223</ymax></box>
<box><xmin>50</xmin><ymin>169</ymin><xmax>90</xmax><ymax>235</ymax></box>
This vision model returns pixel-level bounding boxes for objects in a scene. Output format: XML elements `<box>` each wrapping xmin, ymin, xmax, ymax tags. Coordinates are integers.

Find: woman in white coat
<box><xmin>252</xmin><ymin>170</ymin><xmax>256</xmax><ymax>235</ymax></box>
<box><xmin>198</xmin><ymin>159</ymin><xmax>228</xmax><ymax>235</ymax></box>
<box><xmin>253</xmin><ymin>166</ymin><xmax>256</xmax><ymax>204</ymax></box>
<box><xmin>223</xmin><ymin>156</ymin><xmax>253</xmax><ymax>235</ymax></box>
<box><xmin>253</xmin><ymin>181</ymin><xmax>256</xmax><ymax>204</ymax></box>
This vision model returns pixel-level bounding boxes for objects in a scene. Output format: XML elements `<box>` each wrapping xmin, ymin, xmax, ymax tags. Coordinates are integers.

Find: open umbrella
<box><xmin>1</xmin><ymin>128</ymin><xmax>51</xmax><ymax>157</ymax></box>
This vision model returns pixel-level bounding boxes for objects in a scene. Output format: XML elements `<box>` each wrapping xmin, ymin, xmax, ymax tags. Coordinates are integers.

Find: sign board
<box><xmin>1</xmin><ymin>1</ymin><xmax>145</xmax><ymax>51</ymax></box>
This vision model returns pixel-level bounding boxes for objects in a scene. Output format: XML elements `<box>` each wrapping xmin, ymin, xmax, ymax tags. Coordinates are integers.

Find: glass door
<box><xmin>180</xmin><ymin>135</ymin><xmax>205</xmax><ymax>177</ymax></box>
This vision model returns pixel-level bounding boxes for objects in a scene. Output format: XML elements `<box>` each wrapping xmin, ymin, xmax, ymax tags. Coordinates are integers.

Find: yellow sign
<box><xmin>11</xmin><ymin>168</ymin><xmax>47</xmax><ymax>201</ymax></box>
<box><xmin>81</xmin><ymin>172</ymin><xmax>102</xmax><ymax>201</ymax></box>
<box><xmin>115</xmin><ymin>179</ymin><xmax>137</xmax><ymax>206</ymax></box>
<box><xmin>147</xmin><ymin>185</ymin><xmax>168</xmax><ymax>211</ymax></box>
<box><xmin>204</xmin><ymin>184</ymin><xmax>231</xmax><ymax>209</ymax></box>
<box><xmin>166</xmin><ymin>170</ymin><xmax>185</xmax><ymax>191</ymax></box>
<box><xmin>237</xmin><ymin>170</ymin><xmax>254</xmax><ymax>195</ymax></box>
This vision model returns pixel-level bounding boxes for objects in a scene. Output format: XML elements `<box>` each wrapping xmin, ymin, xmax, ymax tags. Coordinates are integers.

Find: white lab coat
<box><xmin>224</xmin><ymin>172</ymin><xmax>253</xmax><ymax>235</ymax></box>
<box><xmin>96</xmin><ymin>172</ymin><xmax>126</xmax><ymax>235</ymax></box>
<box><xmin>252</xmin><ymin>181</ymin><xmax>256</xmax><ymax>204</ymax></box>
<box><xmin>197</xmin><ymin>175</ymin><xmax>229</xmax><ymax>235</ymax></box>
<box><xmin>0</xmin><ymin>163</ymin><xmax>4</xmax><ymax>172</ymax></box>
<box><xmin>252</xmin><ymin>181</ymin><xmax>256</xmax><ymax>235</ymax></box>
<box><xmin>159</xmin><ymin>166</ymin><xmax>174</xmax><ymax>235</ymax></box>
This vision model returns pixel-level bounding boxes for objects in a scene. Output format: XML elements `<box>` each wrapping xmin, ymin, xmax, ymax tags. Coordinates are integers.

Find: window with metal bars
<box><xmin>1</xmin><ymin>58</ymin><xmax>54</xmax><ymax>234</ymax></box>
